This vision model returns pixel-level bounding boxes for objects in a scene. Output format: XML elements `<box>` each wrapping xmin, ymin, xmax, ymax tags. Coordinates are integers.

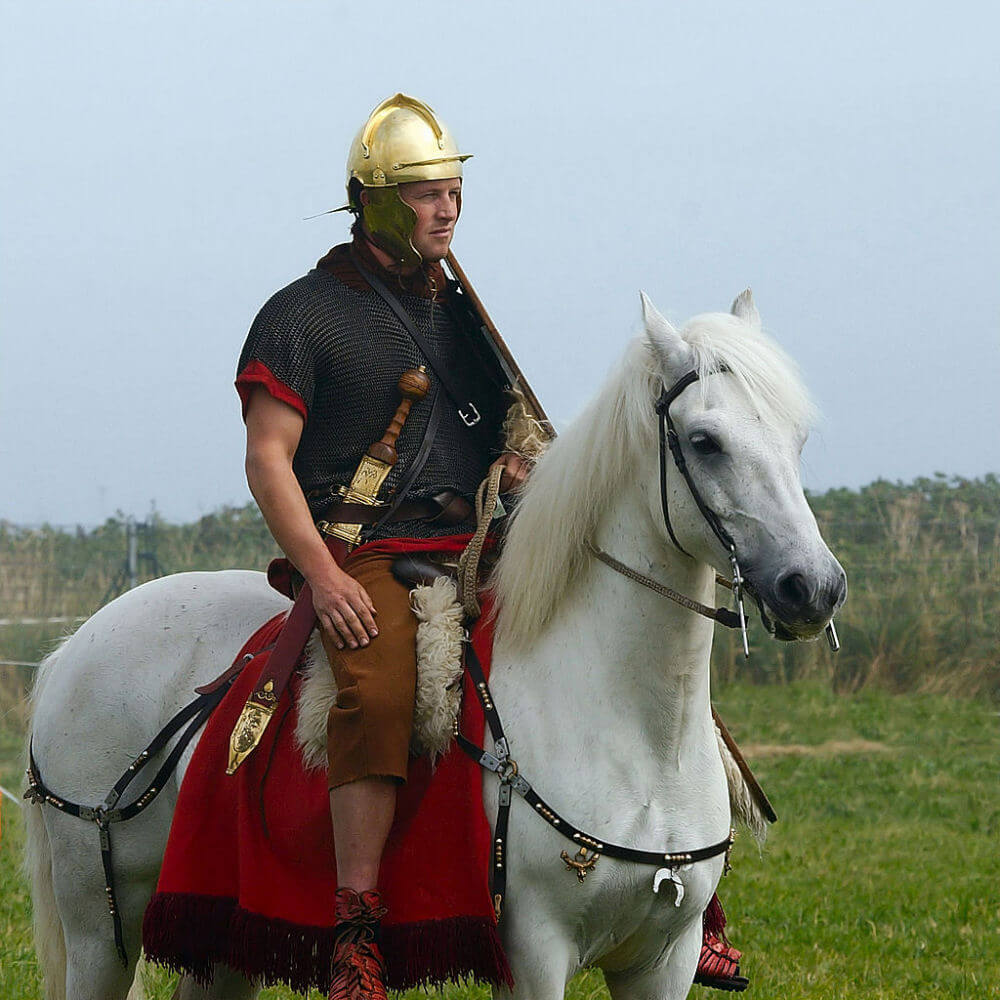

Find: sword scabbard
<box><xmin>226</xmin><ymin>686</ymin><xmax>278</xmax><ymax>775</ymax></box>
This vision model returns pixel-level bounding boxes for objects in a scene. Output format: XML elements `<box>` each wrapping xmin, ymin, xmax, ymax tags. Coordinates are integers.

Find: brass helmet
<box><xmin>346</xmin><ymin>93</ymin><xmax>472</xmax><ymax>268</ymax></box>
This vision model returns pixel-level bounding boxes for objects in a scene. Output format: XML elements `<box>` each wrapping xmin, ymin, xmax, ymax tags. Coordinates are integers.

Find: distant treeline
<box><xmin>1</xmin><ymin>475</ymin><xmax>998</xmax><ymax>699</ymax></box>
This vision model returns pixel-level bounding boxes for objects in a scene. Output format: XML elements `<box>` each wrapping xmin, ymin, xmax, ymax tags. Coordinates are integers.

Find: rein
<box><xmin>586</xmin><ymin>540</ymin><xmax>740</xmax><ymax>630</ymax></box>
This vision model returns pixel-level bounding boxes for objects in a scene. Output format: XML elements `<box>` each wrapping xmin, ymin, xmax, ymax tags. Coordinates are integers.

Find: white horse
<box><xmin>24</xmin><ymin>291</ymin><xmax>844</xmax><ymax>1000</ymax></box>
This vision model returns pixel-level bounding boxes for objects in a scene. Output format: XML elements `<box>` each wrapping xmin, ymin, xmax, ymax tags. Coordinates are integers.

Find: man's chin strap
<box><xmin>654</xmin><ymin>367</ymin><xmax>750</xmax><ymax>656</ymax></box>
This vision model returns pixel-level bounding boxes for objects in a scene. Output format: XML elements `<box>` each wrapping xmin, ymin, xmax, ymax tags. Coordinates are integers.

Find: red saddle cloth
<box><xmin>142</xmin><ymin>536</ymin><xmax>512</xmax><ymax>994</ymax></box>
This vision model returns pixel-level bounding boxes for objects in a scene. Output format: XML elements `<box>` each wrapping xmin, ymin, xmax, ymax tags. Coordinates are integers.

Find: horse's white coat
<box><xmin>24</xmin><ymin>293</ymin><xmax>843</xmax><ymax>1000</ymax></box>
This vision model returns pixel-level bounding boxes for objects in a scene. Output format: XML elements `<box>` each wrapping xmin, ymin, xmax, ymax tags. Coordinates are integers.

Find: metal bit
<box><xmin>826</xmin><ymin>618</ymin><xmax>840</xmax><ymax>652</ymax></box>
<box><xmin>729</xmin><ymin>549</ymin><xmax>750</xmax><ymax>658</ymax></box>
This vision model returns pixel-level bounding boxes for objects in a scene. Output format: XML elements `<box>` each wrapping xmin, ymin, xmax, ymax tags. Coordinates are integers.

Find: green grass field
<box><xmin>2</xmin><ymin>682</ymin><xmax>998</xmax><ymax>999</ymax></box>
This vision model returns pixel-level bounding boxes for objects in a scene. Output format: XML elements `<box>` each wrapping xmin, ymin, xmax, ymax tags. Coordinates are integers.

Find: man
<box><xmin>236</xmin><ymin>94</ymin><xmax>528</xmax><ymax>1000</ymax></box>
<box><xmin>237</xmin><ymin>93</ymin><xmax>746</xmax><ymax>999</ymax></box>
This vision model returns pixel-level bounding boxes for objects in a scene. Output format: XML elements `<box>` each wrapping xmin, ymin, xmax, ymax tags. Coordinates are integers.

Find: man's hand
<box><xmin>492</xmin><ymin>452</ymin><xmax>531</xmax><ymax>493</ymax></box>
<box><xmin>311</xmin><ymin>566</ymin><xmax>379</xmax><ymax>651</ymax></box>
<box><xmin>244</xmin><ymin>385</ymin><xmax>380</xmax><ymax>652</ymax></box>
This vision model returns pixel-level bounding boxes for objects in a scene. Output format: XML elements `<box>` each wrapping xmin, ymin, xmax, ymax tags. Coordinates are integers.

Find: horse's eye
<box><xmin>689</xmin><ymin>431</ymin><xmax>722</xmax><ymax>456</ymax></box>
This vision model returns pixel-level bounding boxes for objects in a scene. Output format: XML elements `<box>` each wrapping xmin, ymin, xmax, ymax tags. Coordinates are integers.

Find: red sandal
<box><xmin>694</xmin><ymin>933</ymin><xmax>749</xmax><ymax>992</ymax></box>
<box><xmin>328</xmin><ymin>888</ymin><xmax>389</xmax><ymax>1000</ymax></box>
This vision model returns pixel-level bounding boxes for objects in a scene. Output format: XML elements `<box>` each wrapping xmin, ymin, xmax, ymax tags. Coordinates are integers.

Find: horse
<box><xmin>23</xmin><ymin>289</ymin><xmax>845</xmax><ymax>1000</ymax></box>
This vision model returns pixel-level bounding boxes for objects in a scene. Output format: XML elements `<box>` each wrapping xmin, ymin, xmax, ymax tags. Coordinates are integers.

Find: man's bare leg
<box><xmin>330</xmin><ymin>776</ymin><xmax>396</xmax><ymax>890</ymax></box>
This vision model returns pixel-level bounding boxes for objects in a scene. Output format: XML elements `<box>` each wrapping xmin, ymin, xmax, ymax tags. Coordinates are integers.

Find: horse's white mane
<box><xmin>492</xmin><ymin>308</ymin><xmax>815</xmax><ymax>648</ymax></box>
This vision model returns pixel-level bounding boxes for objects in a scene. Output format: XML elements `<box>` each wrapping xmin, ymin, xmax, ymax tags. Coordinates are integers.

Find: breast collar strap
<box><xmin>655</xmin><ymin>366</ymin><xmax>750</xmax><ymax>656</ymax></box>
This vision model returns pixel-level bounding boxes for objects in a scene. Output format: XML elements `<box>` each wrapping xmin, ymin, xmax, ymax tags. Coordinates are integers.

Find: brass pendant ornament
<box><xmin>561</xmin><ymin>847</ymin><xmax>601</xmax><ymax>882</ymax></box>
<box><xmin>345</xmin><ymin>93</ymin><xmax>472</xmax><ymax>269</ymax></box>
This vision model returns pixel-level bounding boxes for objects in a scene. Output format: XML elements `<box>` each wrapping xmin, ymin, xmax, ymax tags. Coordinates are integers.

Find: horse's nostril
<box><xmin>777</xmin><ymin>571</ymin><xmax>811</xmax><ymax>608</ymax></box>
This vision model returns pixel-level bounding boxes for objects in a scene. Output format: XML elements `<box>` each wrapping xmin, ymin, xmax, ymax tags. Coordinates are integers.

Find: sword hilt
<box><xmin>367</xmin><ymin>367</ymin><xmax>430</xmax><ymax>465</ymax></box>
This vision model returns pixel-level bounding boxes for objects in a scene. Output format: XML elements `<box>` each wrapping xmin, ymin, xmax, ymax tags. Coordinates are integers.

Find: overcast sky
<box><xmin>2</xmin><ymin>1</ymin><xmax>998</xmax><ymax>526</ymax></box>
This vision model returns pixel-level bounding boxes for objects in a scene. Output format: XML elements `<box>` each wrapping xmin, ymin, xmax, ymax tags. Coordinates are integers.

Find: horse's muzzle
<box><xmin>755</xmin><ymin>565</ymin><xmax>847</xmax><ymax>641</ymax></box>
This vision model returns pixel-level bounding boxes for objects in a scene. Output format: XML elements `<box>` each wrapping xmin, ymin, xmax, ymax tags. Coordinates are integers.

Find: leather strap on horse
<box><xmin>586</xmin><ymin>540</ymin><xmax>741</xmax><ymax>629</ymax></box>
<box><xmin>23</xmin><ymin>665</ymin><xmax>252</xmax><ymax>965</ymax></box>
<box><xmin>455</xmin><ymin>641</ymin><xmax>734</xmax><ymax>921</ymax></box>
<box><xmin>457</xmin><ymin>463</ymin><xmax>504</xmax><ymax>619</ymax></box>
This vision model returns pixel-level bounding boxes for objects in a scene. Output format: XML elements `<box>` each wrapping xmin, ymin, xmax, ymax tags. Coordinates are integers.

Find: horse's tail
<box><xmin>23</xmin><ymin>642</ymin><xmax>70</xmax><ymax>1000</ymax></box>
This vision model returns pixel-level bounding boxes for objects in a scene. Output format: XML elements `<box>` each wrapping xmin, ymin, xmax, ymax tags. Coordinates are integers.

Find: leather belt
<box><xmin>317</xmin><ymin>490</ymin><xmax>472</xmax><ymax>532</ymax></box>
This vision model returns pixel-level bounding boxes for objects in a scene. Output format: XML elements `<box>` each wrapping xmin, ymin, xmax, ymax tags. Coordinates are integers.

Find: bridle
<box><xmin>592</xmin><ymin>365</ymin><xmax>839</xmax><ymax>656</ymax></box>
<box><xmin>653</xmin><ymin>367</ymin><xmax>751</xmax><ymax>656</ymax></box>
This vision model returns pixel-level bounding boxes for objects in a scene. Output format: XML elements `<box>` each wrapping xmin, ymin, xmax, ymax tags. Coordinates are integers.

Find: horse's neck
<box><xmin>494</xmin><ymin>480</ymin><xmax>719</xmax><ymax>774</ymax></box>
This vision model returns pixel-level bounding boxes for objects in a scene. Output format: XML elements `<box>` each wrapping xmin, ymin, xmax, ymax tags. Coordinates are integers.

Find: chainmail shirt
<box><xmin>237</xmin><ymin>247</ymin><xmax>507</xmax><ymax>540</ymax></box>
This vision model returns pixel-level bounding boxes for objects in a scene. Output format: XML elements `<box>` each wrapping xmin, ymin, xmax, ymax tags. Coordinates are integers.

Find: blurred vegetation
<box><xmin>712</xmin><ymin>474</ymin><xmax>999</xmax><ymax>699</ymax></box>
<box><xmin>1</xmin><ymin>474</ymin><xmax>998</xmax><ymax>711</ymax></box>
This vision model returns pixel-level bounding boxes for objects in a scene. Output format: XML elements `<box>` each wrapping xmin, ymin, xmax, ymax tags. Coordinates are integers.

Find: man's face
<box><xmin>398</xmin><ymin>177</ymin><xmax>461</xmax><ymax>262</ymax></box>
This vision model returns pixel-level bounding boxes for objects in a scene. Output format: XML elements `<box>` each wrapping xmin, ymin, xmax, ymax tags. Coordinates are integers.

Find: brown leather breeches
<box><xmin>319</xmin><ymin>547</ymin><xmax>418</xmax><ymax>790</ymax></box>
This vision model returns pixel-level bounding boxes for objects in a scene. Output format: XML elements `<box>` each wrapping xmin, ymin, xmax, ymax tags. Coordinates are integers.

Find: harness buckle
<box><xmin>459</xmin><ymin>402</ymin><xmax>481</xmax><ymax>427</ymax></box>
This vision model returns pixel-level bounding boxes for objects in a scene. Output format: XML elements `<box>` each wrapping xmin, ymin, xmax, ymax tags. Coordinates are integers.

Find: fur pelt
<box><xmin>295</xmin><ymin>576</ymin><xmax>465</xmax><ymax>772</ymax></box>
<box><xmin>501</xmin><ymin>385</ymin><xmax>552</xmax><ymax>462</ymax></box>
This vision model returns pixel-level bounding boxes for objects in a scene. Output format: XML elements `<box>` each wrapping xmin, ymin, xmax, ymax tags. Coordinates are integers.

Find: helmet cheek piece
<box><xmin>361</xmin><ymin>186</ymin><xmax>421</xmax><ymax>270</ymax></box>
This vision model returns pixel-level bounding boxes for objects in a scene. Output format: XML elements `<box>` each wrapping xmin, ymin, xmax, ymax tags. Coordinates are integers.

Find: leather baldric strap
<box><xmin>351</xmin><ymin>250</ymin><xmax>495</xmax><ymax>441</ymax></box>
<box><xmin>367</xmin><ymin>389</ymin><xmax>444</xmax><ymax>534</ymax></box>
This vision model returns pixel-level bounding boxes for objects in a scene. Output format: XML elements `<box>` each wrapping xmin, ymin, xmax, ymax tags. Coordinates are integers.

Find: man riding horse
<box><xmin>235</xmin><ymin>93</ymin><xmax>745</xmax><ymax>1000</ymax></box>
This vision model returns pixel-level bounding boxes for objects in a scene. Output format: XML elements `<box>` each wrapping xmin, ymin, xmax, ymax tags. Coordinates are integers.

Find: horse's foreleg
<box><xmin>602</xmin><ymin>920</ymin><xmax>702</xmax><ymax>1000</ymax></box>
<box><xmin>495</xmin><ymin>902</ymin><xmax>578</xmax><ymax>1000</ymax></box>
<box><xmin>171</xmin><ymin>968</ymin><xmax>258</xmax><ymax>999</ymax></box>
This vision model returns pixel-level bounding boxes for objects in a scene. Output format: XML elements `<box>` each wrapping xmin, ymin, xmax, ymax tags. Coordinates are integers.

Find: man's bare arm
<box><xmin>244</xmin><ymin>387</ymin><xmax>378</xmax><ymax>650</ymax></box>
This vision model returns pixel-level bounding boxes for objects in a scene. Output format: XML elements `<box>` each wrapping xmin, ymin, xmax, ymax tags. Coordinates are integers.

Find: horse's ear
<box><xmin>641</xmin><ymin>291</ymin><xmax>691</xmax><ymax>373</ymax></box>
<box><xmin>731</xmin><ymin>288</ymin><xmax>761</xmax><ymax>329</ymax></box>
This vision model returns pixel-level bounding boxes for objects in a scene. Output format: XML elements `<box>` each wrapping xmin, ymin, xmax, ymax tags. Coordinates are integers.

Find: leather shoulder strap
<box><xmin>351</xmin><ymin>251</ymin><xmax>495</xmax><ymax>440</ymax></box>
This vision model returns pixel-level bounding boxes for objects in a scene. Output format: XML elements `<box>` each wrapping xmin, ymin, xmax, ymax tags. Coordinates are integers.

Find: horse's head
<box><xmin>641</xmin><ymin>291</ymin><xmax>846</xmax><ymax>640</ymax></box>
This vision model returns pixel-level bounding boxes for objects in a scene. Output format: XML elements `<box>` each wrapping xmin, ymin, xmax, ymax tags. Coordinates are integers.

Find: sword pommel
<box><xmin>368</xmin><ymin>366</ymin><xmax>430</xmax><ymax>465</ymax></box>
